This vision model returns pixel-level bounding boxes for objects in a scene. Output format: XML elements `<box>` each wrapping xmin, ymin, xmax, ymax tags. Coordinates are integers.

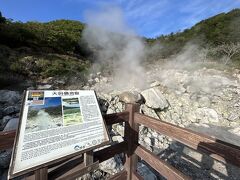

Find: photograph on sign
<box><xmin>8</xmin><ymin>90</ymin><xmax>110</xmax><ymax>179</ymax></box>
<box><xmin>62</xmin><ymin>97</ymin><xmax>82</xmax><ymax>126</ymax></box>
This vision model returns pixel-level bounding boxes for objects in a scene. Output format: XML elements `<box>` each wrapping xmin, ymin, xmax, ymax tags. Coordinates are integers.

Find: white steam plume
<box><xmin>82</xmin><ymin>6</ymin><xmax>146</xmax><ymax>90</ymax></box>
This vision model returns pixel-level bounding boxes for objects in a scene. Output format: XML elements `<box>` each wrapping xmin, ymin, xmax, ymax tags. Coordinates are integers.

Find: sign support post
<box><xmin>35</xmin><ymin>167</ymin><xmax>48</xmax><ymax>180</ymax></box>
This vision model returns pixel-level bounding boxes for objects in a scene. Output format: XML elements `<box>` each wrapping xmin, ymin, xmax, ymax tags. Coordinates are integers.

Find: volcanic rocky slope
<box><xmin>1</xmin><ymin>63</ymin><xmax>240</xmax><ymax>179</ymax></box>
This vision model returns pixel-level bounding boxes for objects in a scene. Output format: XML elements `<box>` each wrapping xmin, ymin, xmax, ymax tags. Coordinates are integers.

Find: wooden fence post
<box><xmin>124</xmin><ymin>103</ymin><xmax>140</xmax><ymax>180</ymax></box>
<box><xmin>35</xmin><ymin>167</ymin><xmax>48</xmax><ymax>180</ymax></box>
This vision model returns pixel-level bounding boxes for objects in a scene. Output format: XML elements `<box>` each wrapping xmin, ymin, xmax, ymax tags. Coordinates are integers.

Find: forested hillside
<box><xmin>0</xmin><ymin>12</ymin><xmax>85</xmax><ymax>54</ymax></box>
<box><xmin>146</xmin><ymin>9</ymin><xmax>240</xmax><ymax>63</ymax></box>
<box><xmin>0</xmin><ymin>12</ymin><xmax>91</xmax><ymax>88</ymax></box>
<box><xmin>0</xmin><ymin>8</ymin><xmax>240</xmax><ymax>86</ymax></box>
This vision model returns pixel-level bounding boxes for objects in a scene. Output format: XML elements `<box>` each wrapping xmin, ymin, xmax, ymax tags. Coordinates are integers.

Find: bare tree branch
<box><xmin>214</xmin><ymin>42</ymin><xmax>240</xmax><ymax>64</ymax></box>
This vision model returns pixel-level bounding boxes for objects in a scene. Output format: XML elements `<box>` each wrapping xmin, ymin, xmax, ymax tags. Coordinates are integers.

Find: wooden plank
<box><xmin>132</xmin><ymin>171</ymin><xmax>144</xmax><ymax>180</ymax></box>
<box><xmin>108</xmin><ymin>170</ymin><xmax>127</xmax><ymax>180</ymax></box>
<box><xmin>48</xmin><ymin>155</ymin><xmax>83</xmax><ymax>180</ymax></box>
<box><xmin>135</xmin><ymin>145</ymin><xmax>191</xmax><ymax>180</ymax></box>
<box><xmin>134</xmin><ymin>113</ymin><xmax>240</xmax><ymax>167</ymax></box>
<box><xmin>104</xmin><ymin>111</ymin><xmax>129</xmax><ymax>125</ymax></box>
<box><xmin>50</xmin><ymin>142</ymin><xmax>127</xmax><ymax>179</ymax></box>
<box><xmin>94</xmin><ymin>141</ymin><xmax>127</xmax><ymax>163</ymax></box>
<box><xmin>0</xmin><ymin>130</ymin><xmax>16</xmax><ymax>150</ymax></box>
<box><xmin>24</xmin><ymin>174</ymin><xmax>35</xmax><ymax>180</ymax></box>
<box><xmin>50</xmin><ymin>142</ymin><xmax>128</xmax><ymax>179</ymax></box>
<box><xmin>124</xmin><ymin>104</ymin><xmax>140</xmax><ymax>180</ymax></box>
<box><xmin>48</xmin><ymin>154</ymin><xmax>83</xmax><ymax>170</ymax></box>
<box><xmin>35</xmin><ymin>167</ymin><xmax>48</xmax><ymax>180</ymax></box>
<box><xmin>56</xmin><ymin>161</ymin><xmax>99</xmax><ymax>180</ymax></box>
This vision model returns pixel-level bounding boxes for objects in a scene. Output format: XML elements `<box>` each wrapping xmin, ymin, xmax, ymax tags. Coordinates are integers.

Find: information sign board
<box><xmin>8</xmin><ymin>90</ymin><xmax>109</xmax><ymax>179</ymax></box>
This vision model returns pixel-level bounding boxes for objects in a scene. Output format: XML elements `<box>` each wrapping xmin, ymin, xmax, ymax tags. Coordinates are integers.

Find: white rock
<box><xmin>143</xmin><ymin>137</ymin><xmax>152</xmax><ymax>145</ymax></box>
<box><xmin>185</xmin><ymin>112</ymin><xmax>197</xmax><ymax>123</ymax></box>
<box><xmin>141</xmin><ymin>87</ymin><xmax>168</xmax><ymax>110</ymax></box>
<box><xmin>140</xmin><ymin>105</ymin><xmax>159</xmax><ymax>119</ymax></box>
<box><xmin>37</xmin><ymin>84</ymin><xmax>52</xmax><ymax>90</ymax></box>
<box><xmin>119</xmin><ymin>91</ymin><xmax>143</xmax><ymax>104</ymax></box>
<box><xmin>107</xmin><ymin>107</ymin><xmax>115</xmax><ymax>114</ymax></box>
<box><xmin>95</xmin><ymin>77</ymin><xmax>100</xmax><ymax>83</ymax></box>
<box><xmin>101</xmin><ymin>77</ymin><xmax>108</xmax><ymax>82</ymax></box>
<box><xmin>151</xmin><ymin>131</ymin><xmax>158</xmax><ymax>138</ymax></box>
<box><xmin>115</xmin><ymin>102</ymin><xmax>123</xmax><ymax>112</ymax></box>
<box><xmin>89</xmin><ymin>73</ymin><xmax>94</xmax><ymax>79</ymax></box>
<box><xmin>99</xmin><ymin>156</ymin><xmax>123</xmax><ymax>175</ymax></box>
<box><xmin>146</xmin><ymin>132</ymin><xmax>152</xmax><ymax>138</ymax></box>
<box><xmin>116</xmin><ymin>125</ymin><xmax>124</xmax><ymax>137</ymax></box>
<box><xmin>55</xmin><ymin>80</ymin><xmax>65</xmax><ymax>85</ymax></box>
<box><xmin>150</xmin><ymin>81</ymin><xmax>161</xmax><ymax>87</ymax></box>
<box><xmin>112</xmin><ymin>135</ymin><xmax>123</xmax><ymax>142</ymax></box>
<box><xmin>198</xmin><ymin>96</ymin><xmax>211</xmax><ymax>108</ymax></box>
<box><xmin>196</xmin><ymin>108</ymin><xmax>219</xmax><ymax>123</ymax></box>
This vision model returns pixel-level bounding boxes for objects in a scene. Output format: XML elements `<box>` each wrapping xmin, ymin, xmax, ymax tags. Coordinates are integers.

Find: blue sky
<box><xmin>30</xmin><ymin>97</ymin><xmax>62</xmax><ymax>110</ymax></box>
<box><xmin>0</xmin><ymin>0</ymin><xmax>240</xmax><ymax>38</ymax></box>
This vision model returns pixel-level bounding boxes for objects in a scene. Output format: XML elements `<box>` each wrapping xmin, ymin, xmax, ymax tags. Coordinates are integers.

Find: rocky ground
<box><xmin>0</xmin><ymin>62</ymin><xmax>240</xmax><ymax>179</ymax></box>
<box><xmin>82</xmin><ymin>62</ymin><xmax>240</xmax><ymax>179</ymax></box>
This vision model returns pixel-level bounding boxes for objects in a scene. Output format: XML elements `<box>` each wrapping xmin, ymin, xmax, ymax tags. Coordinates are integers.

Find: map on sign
<box><xmin>8</xmin><ymin>90</ymin><xmax>109</xmax><ymax>179</ymax></box>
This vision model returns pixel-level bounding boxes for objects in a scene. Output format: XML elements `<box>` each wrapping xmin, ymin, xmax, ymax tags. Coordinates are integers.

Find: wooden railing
<box><xmin>1</xmin><ymin>104</ymin><xmax>240</xmax><ymax>180</ymax></box>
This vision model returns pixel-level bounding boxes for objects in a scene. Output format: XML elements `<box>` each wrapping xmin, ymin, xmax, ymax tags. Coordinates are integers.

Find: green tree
<box><xmin>0</xmin><ymin>11</ymin><xmax>6</xmax><ymax>23</ymax></box>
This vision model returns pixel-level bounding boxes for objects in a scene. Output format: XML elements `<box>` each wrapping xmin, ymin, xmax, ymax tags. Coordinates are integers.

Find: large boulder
<box><xmin>119</xmin><ymin>91</ymin><xmax>143</xmax><ymax>104</ymax></box>
<box><xmin>3</xmin><ymin>118</ymin><xmax>19</xmax><ymax>131</ymax></box>
<box><xmin>141</xmin><ymin>87</ymin><xmax>168</xmax><ymax>110</ymax></box>
<box><xmin>0</xmin><ymin>90</ymin><xmax>20</xmax><ymax>105</ymax></box>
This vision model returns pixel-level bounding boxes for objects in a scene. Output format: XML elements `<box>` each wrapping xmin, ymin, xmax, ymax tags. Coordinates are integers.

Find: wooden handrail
<box><xmin>47</xmin><ymin>142</ymin><xmax>128</xmax><ymax>179</ymax></box>
<box><xmin>48</xmin><ymin>155</ymin><xmax>84</xmax><ymax>179</ymax></box>
<box><xmin>94</xmin><ymin>141</ymin><xmax>128</xmax><ymax>163</ymax></box>
<box><xmin>135</xmin><ymin>145</ymin><xmax>191</xmax><ymax>180</ymax></box>
<box><xmin>0</xmin><ymin>130</ymin><xmax>16</xmax><ymax>150</ymax></box>
<box><xmin>104</xmin><ymin>111</ymin><xmax>129</xmax><ymax>125</ymax></box>
<box><xmin>55</xmin><ymin>161</ymin><xmax>99</xmax><ymax>180</ymax></box>
<box><xmin>134</xmin><ymin>112</ymin><xmax>240</xmax><ymax>167</ymax></box>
